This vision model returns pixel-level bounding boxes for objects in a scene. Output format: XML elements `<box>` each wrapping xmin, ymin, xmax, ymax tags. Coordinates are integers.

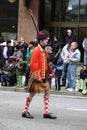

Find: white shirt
<box><xmin>3</xmin><ymin>46</ymin><xmax>8</xmax><ymax>59</ymax></box>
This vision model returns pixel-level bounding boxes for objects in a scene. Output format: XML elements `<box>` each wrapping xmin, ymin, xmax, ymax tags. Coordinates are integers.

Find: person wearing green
<box><xmin>15</xmin><ymin>58</ymin><xmax>24</xmax><ymax>87</ymax></box>
<box><xmin>24</xmin><ymin>41</ymin><xmax>35</xmax><ymax>87</ymax></box>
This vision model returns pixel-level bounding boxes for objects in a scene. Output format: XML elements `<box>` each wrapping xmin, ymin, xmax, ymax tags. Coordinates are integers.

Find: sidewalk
<box><xmin>0</xmin><ymin>64</ymin><xmax>87</xmax><ymax>97</ymax></box>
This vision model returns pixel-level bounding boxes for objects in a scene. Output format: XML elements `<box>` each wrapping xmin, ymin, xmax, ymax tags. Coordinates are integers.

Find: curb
<box><xmin>0</xmin><ymin>86</ymin><xmax>87</xmax><ymax>97</ymax></box>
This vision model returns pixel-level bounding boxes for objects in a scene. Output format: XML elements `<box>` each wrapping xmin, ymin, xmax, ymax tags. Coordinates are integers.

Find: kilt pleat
<box><xmin>27</xmin><ymin>79</ymin><xmax>50</xmax><ymax>93</ymax></box>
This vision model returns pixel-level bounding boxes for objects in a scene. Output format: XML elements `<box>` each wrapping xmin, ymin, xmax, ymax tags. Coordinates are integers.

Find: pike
<box><xmin>26</xmin><ymin>9</ymin><xmax>39</xmax><ymax>92</ymax></box>
<box><xmin>29</xmin><ymin>9</ymin><xmax>39</xmax><ymax>34</ymax></box>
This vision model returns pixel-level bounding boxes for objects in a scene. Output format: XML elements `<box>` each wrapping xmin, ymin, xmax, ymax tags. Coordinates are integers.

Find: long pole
<box><xmin>29</xmin><ymin>9</ymin><xmax>39</xmax><ymax>34</ymax></box>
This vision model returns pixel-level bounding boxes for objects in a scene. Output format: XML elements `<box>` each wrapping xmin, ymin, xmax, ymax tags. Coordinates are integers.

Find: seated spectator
<box><xmin>77</xmin><ymin>65</ymin><xmax>87</xmax><ymax>95</ymax></box>
<box><xmin>1</xmin><ymin>59</ymin><xmax>16</xmax><ymax>86</ymax></box>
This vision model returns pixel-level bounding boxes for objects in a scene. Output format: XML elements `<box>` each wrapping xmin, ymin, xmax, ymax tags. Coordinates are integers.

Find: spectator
<box><xmin>61</xmin><ymin>29</ymin><xmax>75</xmax><ymax>87</ymax></box>
<box><xmin>33</xmin><ymin>38</ymin><xmax>38</xmax><ymax>47</ymax></box>
<box><xmin>51</xmin><ymin>36</ymin><xmax>62</xmax><ymax>64</ymax></box>
<box><xmin>77</xmin><ymin>65</ymin><xmax>87</xmax><ymax>95</ymax></box>
<box><xmin>45</xmin><ymin>45</ymin><xmax>54</xmax><ymax>63</ymax></box>
<box><xmin>66</xmin><ymin>42</ymin><xmax>81</xmax><ymax>92</ymax></box>
<box><xmin>3</xmin><ymin>40</ymin><xmax>14</xmax><ymax>65</ymax></box>
<box><xmin>10</xmin><ymin>45</ymin><xmax>23</xmax><ymax>65</ymax></box>
<box><xmin>19</xmin><ymin>37</ymin><xmax>28</xmax><ymax>61</ymax></box>
<box><xmin>15</xmin><ymin>58</ymin><xmax>24</xmax><ymax>87</ymax></box>
<box><xmin>64</xmin><ymin>29</ymin><xmax>76</xmax><ymax>45</ymax></box>
<box><xmin>54</xmin><ymin>59</ymin><xmax>63</xmax><ymax>90</ymax></box>
<box><xmin>48</xmin><ymin>62</ymin><xmax>55</xmax><ymax>89</ymax></box>
<box><xmin>82</xmin><ymin>37</ymin><xmax>87</xmax><ymax>65</ymax></box>
<box><xmin>24</xmin><ymin>41</ymin><xmax>35</xmax><ymax>87</ymax></box>
<box><xmin>0</xmin><ymin>32</ymin><xmax>4</xmax><ymax>43</ymax></box>
<box><xmin>61</xmin><ymin>43</ymin><xmax>70</xmax><ymax>86</ymax></box>
<box><xmin>45</xmin><ymin>45</ymin><xmax>55</xmax><ymax>88</ymax></box>
<box><xmin>0</xmin><ymin>47</ymin><xmax>3</xmax><ymax>69</ymax></box>
<box><xmin>1</xmin><ymin>59</ymin><xmax>16</xmax><ymax>86</ymax></box>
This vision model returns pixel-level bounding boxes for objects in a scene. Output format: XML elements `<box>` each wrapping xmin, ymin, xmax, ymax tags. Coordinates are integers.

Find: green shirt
<box><xmin>25</xmin><ymin>48</ymin><xmax>33</xmax><ymax>72</ymax></box>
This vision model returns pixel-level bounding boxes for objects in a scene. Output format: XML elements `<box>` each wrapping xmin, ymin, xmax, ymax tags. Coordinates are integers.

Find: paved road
<box><xmin>0</xmin><ymin>91</ymin><xmax>87</xmax><ymax>130</ymax></box>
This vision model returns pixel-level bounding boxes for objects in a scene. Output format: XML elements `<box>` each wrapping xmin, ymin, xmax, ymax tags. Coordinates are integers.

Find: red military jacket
<box><xmin>30</xmin><ymin>44</ymin><xmax>48</xmax><ymax>80</ymax></box>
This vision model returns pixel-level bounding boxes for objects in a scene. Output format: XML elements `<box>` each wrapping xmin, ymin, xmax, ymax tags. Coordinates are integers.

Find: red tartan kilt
<box><xmin>28</xmin><ymin>80</ymin><xmax>50</xmax><ymax>93</ymax></box>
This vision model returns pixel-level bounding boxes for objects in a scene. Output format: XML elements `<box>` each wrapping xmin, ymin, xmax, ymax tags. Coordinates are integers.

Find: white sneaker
<box><xmin>66</xmin><ymin>88</ymin><xmax>75</xmax><ymax>92</ymax></box>
<box><xmin>75</xmin><ymin>87</ymin><xmax>79</xmax><ymax>92</ymax></box>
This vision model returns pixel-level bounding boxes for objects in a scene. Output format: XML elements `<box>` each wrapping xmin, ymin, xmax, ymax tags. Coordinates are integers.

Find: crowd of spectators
<box><xmin>0</xmin><ymin>29</ymin><xmax>86</xmax><ymax>94</ymax></box>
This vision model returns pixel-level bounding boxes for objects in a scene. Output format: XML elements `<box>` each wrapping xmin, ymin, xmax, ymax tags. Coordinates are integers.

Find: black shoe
<box><xmin>43</xmin><ymin>113</ymin><xmax>57</xmax><ymax>119</ymax></box>
<box><xmin>4</xmin><ymin>84</ymin><xmax>7</xmax><ymax>86</ymax></box>
<box><xmin>22</xmin><ymin>112</ymin><xmax>34</xmax><ymax>119</ymax></box>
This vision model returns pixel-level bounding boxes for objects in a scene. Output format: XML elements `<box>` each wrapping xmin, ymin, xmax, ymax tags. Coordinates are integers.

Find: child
<box><xmin>54</xmin><ymin>59</ymin><xmax>63</xmax><ymax>90</ymax></box>
<box><xmin>48</xmin><ymin>62</ymin><xmax>55</xmax><ymax>89</ymax></box>
<box><xmin>15</xmin><ymin>58</ymin><xmax>23</xmax><ymax>87</ymax></box>
<box><xmin>77</xmin><ymin>65</ymin><xmax>87</xmax><ymax>95</ymax></box>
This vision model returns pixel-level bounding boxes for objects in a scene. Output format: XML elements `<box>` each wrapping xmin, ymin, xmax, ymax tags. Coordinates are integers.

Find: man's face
<box><xmin>20</xmin><ymin>37</ymin><xmax>24</xmax><ymax>44</ymax></box>
<box><xmin>41</xmin><ymin>38</ymin><xmax>49</xmax><ymax>47</ymax></box>
<box><xmin>8</xmin><ymin>42</ymin><xmax>11</xmax><ymax>46</ymax></box>
<box><xmin>70</xmin><ymin>43</ymin><xmax>76</xmax><ymax>50</ymax></box>
<box><xmin>67</xmin><ymin>31</ymin><xmax>72</xmax><ymax>36</ymax></box>
<box><xmin>54</xmin><ymin>36</ymin><xmax>58</xmax><ymax>41</ymax></box>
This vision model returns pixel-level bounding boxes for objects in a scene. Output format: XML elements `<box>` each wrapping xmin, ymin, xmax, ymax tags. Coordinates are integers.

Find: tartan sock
<box><xmin>44</xmin><ymin>96</ymin><xmax>49</xmax><ymax>114</ymax></box>
<box><xmin>23</xmin><ymin>96</ymin><xmax>31</xmax><ymax>113</ymax></box>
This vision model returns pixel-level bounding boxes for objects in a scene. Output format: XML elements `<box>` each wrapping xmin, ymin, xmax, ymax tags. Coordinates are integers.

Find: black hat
<box><xmin>37</xmin><ymin>30</ymin><xmax>49</xmax><ymax>40</ymax></box>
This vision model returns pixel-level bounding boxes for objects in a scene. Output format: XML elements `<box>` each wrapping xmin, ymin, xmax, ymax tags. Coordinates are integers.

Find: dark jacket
<box><xmin>65</xmin><ymin>35</ymin><xmax>75</xmax><ymax>45</ymax></box>
<box><xmin>20</xmin><ymin>42</ymin><xmax>28</xmax><ymax>60</ymax></box>
<box><xmin>80</xmin><ymin>69</ymin><xmax>87</xmax><ymax>79</ymax></box>
<box><xmin>54</xmin><ymin>59</ymin><xmax>63</xmax><ymax>77</ymax></box>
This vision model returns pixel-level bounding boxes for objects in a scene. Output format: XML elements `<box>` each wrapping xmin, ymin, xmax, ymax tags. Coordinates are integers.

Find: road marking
<box><xmin>67</xmin><ymin>108</ymin><xmax>87</xmax><ymax>112</ymax></box>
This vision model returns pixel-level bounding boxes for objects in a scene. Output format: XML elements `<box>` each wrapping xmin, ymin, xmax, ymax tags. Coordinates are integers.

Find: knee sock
<box><xmin>44</xmin><ymin>96</ymin><xmax>49</xmax><ymax>114</ymax></box>
<box><xmin>23</xmin><ymin>96</ymin><xmax>31</xmax><ymax>113</ymax></box>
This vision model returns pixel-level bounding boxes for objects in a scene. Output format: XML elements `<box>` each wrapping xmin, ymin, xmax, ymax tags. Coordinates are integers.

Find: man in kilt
<box><xmin>22</xmin><ymin>30</ymin><xmax>57</xmax><ymax>119</ymax></box>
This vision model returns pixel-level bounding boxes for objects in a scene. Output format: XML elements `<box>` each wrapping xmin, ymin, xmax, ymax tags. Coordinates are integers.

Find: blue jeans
<box><xmin>48</xmin><ymin>78</ymin><xmax>52</xmax><ymax>89</ymax></box>
<box><xmin>84</xmin><ymin>51</ymin><xmax>87</xmax><ymax>65</ymax></box>
<box><xmin>55</xmin><ymin>77</ymin><xmax>61</xmax><ymax>90</ymax></box>
<box><xmin>67</xmin><ymin>64</ymin><xmax>77</xmax><ymax>89</ymax></box>
<box><xmin>62</xmin><ymin>63</ymin><xmax>68</xmax><ymax>85</ymax></box>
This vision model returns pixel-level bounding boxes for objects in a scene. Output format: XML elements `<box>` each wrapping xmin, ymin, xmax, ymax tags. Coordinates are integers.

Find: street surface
<box><xmin>0</xmin><ymin>91</ymin><xmax>87</xmax><ymax>130</ymax></box>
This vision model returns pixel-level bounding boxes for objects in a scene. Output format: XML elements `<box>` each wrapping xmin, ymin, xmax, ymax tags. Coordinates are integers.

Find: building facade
<box><xmin>0</xmin><ymin>0</ymin><xmax>87</xmax><ymax>60</ymax></box>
